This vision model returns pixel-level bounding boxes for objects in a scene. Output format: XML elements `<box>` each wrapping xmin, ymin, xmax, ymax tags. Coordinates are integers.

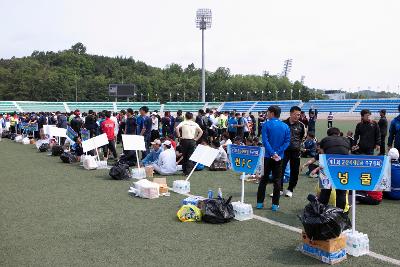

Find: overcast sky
<box><xmin>1</xmin><ymin>0</ymin><xmax>399</xmax><ymax>93</ymax></box>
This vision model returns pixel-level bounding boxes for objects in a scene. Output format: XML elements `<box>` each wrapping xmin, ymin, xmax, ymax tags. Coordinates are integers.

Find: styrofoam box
<box><xmin>231</xmin><ymin>201</ymin><xmax>253</xmax><ymax>221</ymax></box>
<box><xmin>173</xmin><ymin>180</ymin><xmax>190</xmax><ymax>194</ymax></box>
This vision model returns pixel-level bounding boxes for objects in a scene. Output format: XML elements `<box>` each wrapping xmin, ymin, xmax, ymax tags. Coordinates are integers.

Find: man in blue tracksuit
<box><xmin>388</xmin><ymin>104</ymin><xmax>400</xmax><ymax>152</ymax></box>
<box><xmin>257</xmin><ymin>105</ymin><xmax>291</xmax><ymax>211</ymax></box>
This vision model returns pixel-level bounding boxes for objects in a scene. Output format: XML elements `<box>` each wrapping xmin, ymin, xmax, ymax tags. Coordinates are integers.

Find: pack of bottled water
<box><xmin>173</xmin><ymin>180</ymin><xmax>190</xmax><ymax>194</ymax></box>
<box><xmin>131</xmin><ymin>168</ymin><xmax>146</xmax><ymax>179</ymax></box>
<box><xmin>129</xmin><ymin>179</ymin><xmax>160</xmax><ymax>199</ymax></box>
<box><xmin>343</xmin><ymin>230</ymin><xmax>369</xmax><ymax>257</ymax></box>
<box><xmin>231</xmin><ymin>201</ymin><xmax>253</xmax><ymax>221</ymax></box>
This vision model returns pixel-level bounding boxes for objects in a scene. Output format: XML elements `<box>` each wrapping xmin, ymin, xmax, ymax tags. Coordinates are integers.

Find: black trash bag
<box><xmin>51</xmin><ymin>145</ymin><xmax>64</xmax><ymax>156</ymax></box>
<box><xmin>38</xmin><ymin>143</ymin><xmax>49</xmax><ymax>152</ymax></box>
<box><xmin>2</xmin><ymin>130</ymin><xmax>10</xmax><ymax>139</ymax></box>
<box><xmin>199</xmin><ymin>196</ymin><xmax>235</xmax><ymax>224</ymax></box>
<box><xmin>119</xmin><ymin>151</ymin><xmax>137</xmax><ymax>167</ymax></box>
<box><xmin>10</xmin><ymin>133</ymin><xmax>16</xmax><ymax>140</ymax></box>
<box><xmin>109</xmin><ymin>162</ymin><xmax>130</xmax><ymax>180</ymax></box>
<box><xmin>299</xmin><ymin>194</ymin><xmax>351</xmax><ymax>240</ymax></box>
<box><xmin>60</xmin><ymin>152</ymin><xmax>77</xmax><ymax>163</ymax></box>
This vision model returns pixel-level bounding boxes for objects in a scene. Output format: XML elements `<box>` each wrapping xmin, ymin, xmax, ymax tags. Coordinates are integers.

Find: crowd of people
<box><xmin>1</xmin><ymin>103</ymin><xmax>400</xmax><ymax>212</ymax></box>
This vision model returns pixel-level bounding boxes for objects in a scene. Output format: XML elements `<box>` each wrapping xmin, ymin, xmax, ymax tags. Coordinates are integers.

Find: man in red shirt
<box><xmin>101</xmin><ymin>111</ymin><xmax>118</xmax><ymax>160</ymax></box>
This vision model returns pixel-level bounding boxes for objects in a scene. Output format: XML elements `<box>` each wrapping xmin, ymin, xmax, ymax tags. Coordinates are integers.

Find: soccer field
<box><xmin>1</xmin><ymin>120</ymin><xmax>399</xmax><ymax>266</ymax></box>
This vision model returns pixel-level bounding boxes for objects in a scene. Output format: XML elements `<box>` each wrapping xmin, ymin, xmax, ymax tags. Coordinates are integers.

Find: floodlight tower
<box><xmin>282</xmin><ymin>59</ymin><xmax>293</xmax><ymax>78</ymax></box>
<box><xmin>196</xmin><ymin>8</ymin><xmax>212</xmax><ymax>102</ymax></box>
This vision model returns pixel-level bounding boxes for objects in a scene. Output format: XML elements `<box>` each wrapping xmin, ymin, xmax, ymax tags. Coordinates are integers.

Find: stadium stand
<box><xmin>206</xmin><ymin>102</ymin><xmax>222</xmax><ymax>110</ymax></box>
<box><xmin>66</xmin><ymin>102</ymin><xmax>114</xmax><ymax>112</ymax></box>
<box><xmin>18</xmin><ymin>101</ymin><xmax>66</xmax><ymax>113</ymax></box>
<box><xmin>251</xmin><ymin>100</ymin><xmax>302</xmax><ymax>113</ymax></box>
<box><xmin>0</xmin><ymin>101</ymin><xmax>18</xmax><ymax>113</ymax></box>
<box><xmin>354</xmin><ymin>99</ymin><xmax>400</xmax><ymax>114</ymax></box>
<box><xmin>220</xmin><ymin>101</ymin><xmax>256</xmax><ymax>112</ymax></box>
<box><xmin>0</xmin><ymin>99</ymin><xmax>399</xmax><ymax>114</ymax></box>
<box><xmin>117</xmin><ymin>102</ymin><xmax>161</xmax><ymax>112</ymax></box>
<box><xmin>163</xmin><ymin>102</ymin><xmax>205</xmax><ymax>112</ymax></box>
<box><xmin>301</xmin><ymin>99</ymin><xmax>358</xmax><ymax>113</ymax></box>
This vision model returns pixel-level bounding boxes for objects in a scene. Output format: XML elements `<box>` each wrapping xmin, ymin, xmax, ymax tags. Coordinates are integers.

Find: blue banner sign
<box><xmin>228</xmin><ymin>144</ymin><xmax>264</xmax><ymax>175</ymax></box>
<box><xmin>66</xmin><ymin>126</ymin><xmax>78</xmax><ymax>142</ymax></box>
<box><xmin>80</xmin><ymin>129</ymin><xmax>90</xmax><ymax>141</ymax></box>
<box><xmin>18</xmin><ymin>122</ymin><xmax>38</xmax><ymax>132</ymax></box>
<box><xmin>319</xmin><ymin>154</ymin><xmax>391</xmax><ymax>191</ymax></box>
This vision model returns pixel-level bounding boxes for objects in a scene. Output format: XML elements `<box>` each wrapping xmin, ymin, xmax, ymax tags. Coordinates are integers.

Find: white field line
<box><xmin>168</xmin><ymin>186</ymin><xmax>400</xmax><ymax>266</ymax></box>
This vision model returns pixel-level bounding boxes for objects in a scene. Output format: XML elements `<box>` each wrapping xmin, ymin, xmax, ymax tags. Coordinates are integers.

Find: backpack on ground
<box><xmin>1</xmin><ymin>130</ymin><xmax>10</xmax><ymax>139</ymax></box>
<box><xmin>39</xmin><ymin>143</ymin><xmax>50</xmax><ymax>152</ymax></box>
<box><xmin>10</xmin><ymin>133</ymin><xmax>16</xmax><ymax>140</ymax></box>
<box><xmin>109</xmin><ymin>162</ymin><xmax>130</xmax><ymax>180</ymax></box>
<box><xmin>60</xmin><ymin>152</ymin><xmax>77</xmax><ymax>163</ymax></box>
<box><xmin>51</xmin><ymin>145</ymin><xmax>64</xmax><ymax>156</ymax></box>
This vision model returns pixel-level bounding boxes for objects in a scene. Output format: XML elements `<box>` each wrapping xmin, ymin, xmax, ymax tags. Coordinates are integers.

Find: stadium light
<box><xmin>282</xmin><ymin>59</ymin><xmax>293</xmax><ymax>78</ymax></box>
<box><xmin>196</xmin><ymin>8</ymin><xmax>212</xmax><ymax>103</ymax></box>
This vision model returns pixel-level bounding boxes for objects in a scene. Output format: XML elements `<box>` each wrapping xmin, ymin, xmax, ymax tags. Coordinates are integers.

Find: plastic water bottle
<box><xmin>217</xmin><ymin>188</ymin><xmax>223</xmax><ymax>199</ymax></box>
<box><xmin>208</xmin><ymin>189</ymin><xmax>213</xmax><ymax>199</ymax></box>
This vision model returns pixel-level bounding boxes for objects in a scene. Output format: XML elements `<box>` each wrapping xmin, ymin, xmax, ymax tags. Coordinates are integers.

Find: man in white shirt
<box><xmin>110</xmin><ymin>112</ymin><xmax>119</xmax><ymax>140</ymax></box>
<box><xmin>176</xmin><ymin>112</ymin><xmax>203</xmax><ymax>175</ymax></box>
<box><xmin>150</xmin><ymin>112</ymin><xmax>160</xmax><ymax>141</ymax></box>
<box><xmin>152</xmin><ymin>140</ymin><xmax>177</xmax><ymax>175</ymax></box>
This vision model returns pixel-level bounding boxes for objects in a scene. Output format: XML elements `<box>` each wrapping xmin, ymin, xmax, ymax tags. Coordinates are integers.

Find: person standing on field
<box><xmin>279</xmin><ymin>106</ymin><xmax>306</xmax><ymax>198</ymax></box>
<box><xmin>378</xmin><ymin>109</ymin><xmax>388</xmax><ymax>155</ymax></box>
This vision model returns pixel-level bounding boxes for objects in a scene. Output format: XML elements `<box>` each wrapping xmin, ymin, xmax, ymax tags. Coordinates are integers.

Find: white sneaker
<box><xmin>270</xmin><ymin>191</ymin><xmax>283</xmax><ymax>197</ymax></box>
<box><xmin>285</xmin><ymin>190</ymin><xmax>293</xmax><ymax>198</ymax></box>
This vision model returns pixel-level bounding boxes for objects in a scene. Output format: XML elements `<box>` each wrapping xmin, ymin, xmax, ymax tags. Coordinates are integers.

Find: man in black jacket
<box><xmin>354</xmin><ymin>109</ymin><xmax>380</xmax><ymax>155</ymax></box>
<box><xmin>319</xmin><ymin>127</ymin><xmax>351</xmax><ymax>210</ymax></box>
<box><xmin>378</xmin><ymin>109</ymin><xmax>388</xmax><ymax>155</ymax></box>
<box><xmin>278</xmin><ymin>106</ymin><xmax>306</xmax><ymax>198</ymax></box>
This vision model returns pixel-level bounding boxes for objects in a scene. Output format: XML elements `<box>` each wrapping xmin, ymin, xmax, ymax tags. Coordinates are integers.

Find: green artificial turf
<box><xmin>0</xmin><ymin>120</ymin><xmax>399</xmax><ymax>266</ymax></box>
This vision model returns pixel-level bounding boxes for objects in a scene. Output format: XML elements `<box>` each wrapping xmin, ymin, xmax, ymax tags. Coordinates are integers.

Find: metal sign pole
<box><xmin>185</xmin><ymin>162</ymin><xmax>199</xmax><ymax>181</ymax></box>
<box><xmin>352</xmin><ymin>189</ymin><xmax>356</xmax><ymax>234</ymax></box>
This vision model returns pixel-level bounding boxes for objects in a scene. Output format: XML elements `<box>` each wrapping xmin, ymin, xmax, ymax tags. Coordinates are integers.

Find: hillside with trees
<box><xmin>0</xmin><ymin>43</ymin><xmax>329</xmax><ymax>103</ymax></box>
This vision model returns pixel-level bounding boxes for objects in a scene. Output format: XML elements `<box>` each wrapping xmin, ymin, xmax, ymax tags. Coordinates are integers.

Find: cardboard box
<box><xmin>153</xmin><ymin>178</ymin><xmax>168</xmax><ymax>194</ymax></box>
<box><xmin>145</xmin><ymin>166</ymin><xmax>154</xmax><ymax>178</ymax></box>
<box><xmin>300</xmin><ymin>243</ymin><xmax>347</xmax><ymax>265</ymax></box>
<box><xmin>302</xmin><ymin>232</ymin><xmax>346</xmax><ymax>253</ymax></box>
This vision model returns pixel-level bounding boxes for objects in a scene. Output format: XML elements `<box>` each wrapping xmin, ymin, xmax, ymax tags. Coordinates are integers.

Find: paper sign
<box><xmin>82</xmin><ymin>139</ymin><xmax>96</xmax><ymax>153</ymax></box>
<box><xmin>121</xmin><ymin>134</ymin><xmax>146</xmax><ymax>151</ymax></box>
<box><xmin>81</xmin><ymin>133</ymin><xmax>109</xmax><ymax>152</ymax></box>
<box><xmin>50</xmin><ymin>127</ymin><xmax>67</xmax><ymax>137</ymax></box>
<box><xmin>93</xmin><ymin>133</ymin><xmax>109</xmax><ymax>147</ymax></box>
<box><xmin>319</xmin><ymin>154</ymin><xmax>391</xmax><ymax>191</ymax></box>
<box><xmin>189</xmin><ymin>144</ymin><xmax>219</xmax><ymax>167</ymax></box>
<box><xmin>43</xmin><ymin>125</ymin><xmax>55</xmax><ymax>135</ymax></box>
<box><xmin>228</xmin><ymin>145</ymin><xmax>264</xmax><ymax>175</ymax></box>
